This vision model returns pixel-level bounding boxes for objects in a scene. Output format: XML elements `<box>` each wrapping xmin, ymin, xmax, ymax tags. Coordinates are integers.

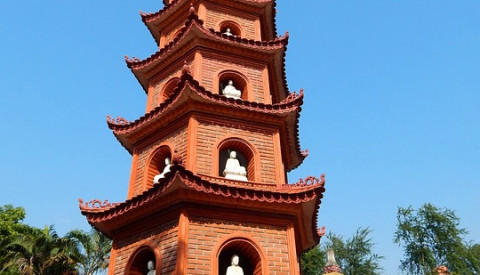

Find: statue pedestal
<box><xmin>225</xmin><ymin>173</ymin><xmax>248</xmax><ymax>181</ymax></box>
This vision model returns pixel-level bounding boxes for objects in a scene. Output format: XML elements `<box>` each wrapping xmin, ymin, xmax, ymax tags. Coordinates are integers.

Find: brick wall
<box><xmin>163</xmin><ymin>23</ymin><xmax>186</xmax><ymax>46</ymax></box>
<box><xmin>133</xmin><ymin>125</ymin><xmax>188</xmax><ymax>196</ymax></box>
<box><xmin>188</xmin><ymin>216</ymin><xmax>290</xmax><ymax>274</ymax></box>
<box><xmin>201</xmin><ymin>55</ymin><xmax>267</xmax><ymax>103</ymax></box>
<box><xmin>150</xmin><ymin>67</ymin><xmax>183</xmax><ymax>110</ymax></box>
<box><xmin>114</xmin><ymin>219</ymin><xmax>178</xmax><ymax>274</ymax></box>
<box><xmin>196</xmin><ymin>119</ymin><xmax>277</xmax><ymax>184</ymax></box>
<box><xmin>160</xmin><ymin>3</ymin><xmax>191</xmax><ymax>47</ymax></box>
<box><xmin>204</xmin><ymin>6</ymin><xmax>258</xmax><ymax>40</ymax></box>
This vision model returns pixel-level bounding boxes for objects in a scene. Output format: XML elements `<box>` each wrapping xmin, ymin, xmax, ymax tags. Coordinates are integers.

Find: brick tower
<box><xmin>79</xmin><ymin>0</ymin><xmax>326</xmax><ymax>274</ymax></box>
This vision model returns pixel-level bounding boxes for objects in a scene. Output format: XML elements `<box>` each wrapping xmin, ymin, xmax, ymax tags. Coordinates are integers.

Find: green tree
<box><xmin>67</xmin><ymin>229</ymin><xmax>112</xmax><ymax>275</ymax></box>
<box><xmin>394</xmin><ymin>203</ymin><xmax>480</xmax><ymax>275</ymax></box>
<box><xmin>0</xmin><ymin>205</ymin><xmax>32</xmax><ymax>274</ymax></box>
<box><xmin>301</xmin><ymin>227</ymin><xmax>383</xmax><ymax>275</ymax></box>
<box><xmin>4</xmin><ymin>225</ymin><xmax>80</xmax><ymax>275</ymax></box>
<box><xmin>301</xmin><ymin>245</ymin><xmax>326</xmax><ymax>275</ymax></box>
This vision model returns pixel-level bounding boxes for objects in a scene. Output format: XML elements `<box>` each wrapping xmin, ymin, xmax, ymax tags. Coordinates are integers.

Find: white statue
<box><xmin>223</xmin><ymin>151</ymin><xmax>247</xmax><ymax>181</ymax></box>
<box><xmin>223</xmin><ymin>27</ymin><xmax>233</xmax><ymax>36</ymax></box>
<box><xmin>153</xmin><ymin>157</ymin><xmax>171</xmax><ymax>183</ymax></box>
<box><xmin>146</xmin><ymin>260</ymin><xmax>155</xmax><ymax>275</ymax></box>
<box><xmin>226</xmin><ymin>255</ymin><xmax>244</xmax><ymax>275</ymax></box>
<box><xmin>222</xmin><ymin>80</ymin><xmax>242</xmax><ymax>100</ymax></box>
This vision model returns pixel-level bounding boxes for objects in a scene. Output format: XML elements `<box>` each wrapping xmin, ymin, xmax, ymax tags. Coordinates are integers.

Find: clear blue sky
<box><xmin>1</xmin><ymin>1</ymin><xmax>479</xmax><ymax>274</ymax></box>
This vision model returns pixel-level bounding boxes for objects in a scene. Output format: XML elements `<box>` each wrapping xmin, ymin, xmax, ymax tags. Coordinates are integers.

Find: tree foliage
<box><xmin>394</xmin><ymin>203</ymin><xmax>480</xmax><ymax>275</ymax></box>
<box><xmin>67</xmin><ymin>229</ymin><xmax>112</xmax><ymax>275</ymax></box>
<box><xmin>301</xmin><ymin>227</ymin><xmax>383</xmax><ymax>275</ymax></box>
<box><xmin>0</xmin><ymin>205</ymin><xmax>31</xmax><ymax>274</ymax></box>
<box><xmin>4</xmin><ymin>225</ymin><xmax>80</xmax><ymax>275</ymax></box>
<box><xmin>301</xmin><ymin>245</ymin><xmax>326</xmax><ymax>275</ymax></box>
<box><xmin>0</xmin><ymin>204</ymin><xmax>112</xmax><ymax>275</ymax></box>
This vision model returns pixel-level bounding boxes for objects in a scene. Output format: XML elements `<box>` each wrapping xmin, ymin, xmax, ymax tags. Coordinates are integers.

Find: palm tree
<box><xmin>5</xmin><ymin>225</ymin><xmax>80</xmax><ymax>275</ymax></box>
<box><xmin>67</xmin><ymin>229</ymin><xmax>112</xmax><ymax>275</ymax></box>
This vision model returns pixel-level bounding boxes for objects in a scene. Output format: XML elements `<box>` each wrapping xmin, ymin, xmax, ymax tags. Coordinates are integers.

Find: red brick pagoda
<box><xmin>79</xmin><ymin>0</ymin><xmax>326</xmax><ymax>274</ymax></box>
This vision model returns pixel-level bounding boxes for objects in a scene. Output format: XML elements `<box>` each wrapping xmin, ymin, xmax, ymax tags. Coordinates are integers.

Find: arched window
<box><xmin>124</xmin><ymin>245</ymin><xmax>161</xmax><ymax>275</ymax></box>
<box><xmin>144</xmin><ymin>144</ymin><xmax>173</xmax><ymax>189</ymax></box>
<box><xmin>160</xmin><ymin>77</ymin><xmax>181</xmax><ymax>104</ymax></box>
<box><xmin>212</xmin><ymin>235</ymin><xmax>267</xmax><ymax>275</ymax></box>
<box><xmin>219</xmin><ymin>21</ymin><xmax>242</xmax><ymax>37</ymax></box>
<box><xmin>216</xmin><ymin>138</ymin><xmax>258</xmax><ymax>182</ymax></box>
<box><xmin>218</xmin><ymin>71</ymin><xmax>249</xmax><ymax>101</ymax></box>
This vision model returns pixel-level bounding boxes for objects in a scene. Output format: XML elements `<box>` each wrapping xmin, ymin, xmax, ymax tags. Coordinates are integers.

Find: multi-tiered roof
<box><xmin>80</xmin><ymin>0</ymin><xmax>326</xmax><ymax>270</ymax></box>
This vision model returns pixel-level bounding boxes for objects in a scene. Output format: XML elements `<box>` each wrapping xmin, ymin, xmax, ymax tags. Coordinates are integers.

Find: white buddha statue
<box><xmin>223</xmin><ymin>27</ymin><xmax>233</xmax><ymax>36</ymax></box>
<box><xmin>146</xmin><ymin>260</ymin><xmax>155</xmax><ymax>275</ymax></box>
<box><xmin>153</xmin><ymin>157</ymin><xmax>171</xmax><ymax>183</ymax></box>
<box><xmin>222</xmin><ymin>80</ymin><xmax>242</xmax><ymax>100</ymax></box>
<box><xmin>226</xmin><ymin>255</ymin><xmax>244</xmax><ymax>275</ymax></box>
<box><xmin>223</xmin><ymin>151</ymin><xmax>247</xmax><ymax>181</ymax></box>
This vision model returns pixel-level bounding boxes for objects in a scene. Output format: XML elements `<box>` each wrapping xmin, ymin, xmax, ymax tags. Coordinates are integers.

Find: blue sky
<box><xmin>1</xmin><ymin>1</ymin><xmax>479</xmax><ymax>274</ymax></box>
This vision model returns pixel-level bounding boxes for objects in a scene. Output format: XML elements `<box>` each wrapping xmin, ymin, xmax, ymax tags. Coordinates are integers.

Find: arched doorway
<box><xmin>124</xmin><ymin>245</ymin><xmax>160</xmax><ymax>275</ymax></box>
<box><xmin>213</xmin><ymin>236</ymin><xmax>267</xmax><ymax>275</ymax></box>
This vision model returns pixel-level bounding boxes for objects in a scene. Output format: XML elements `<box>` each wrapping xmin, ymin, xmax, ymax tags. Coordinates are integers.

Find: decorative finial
<box><xmin>171</xmin><ymin>150</ymin><xmax>184</xmax><ymax>166</ymax></box>
<box><xmin>181</xmin><ymin>61</ymin><xmax>191</xmax><ymax>75</ymax></box>
<box><xmin>189</xmin><ymin>3</ymin><xmax>195</xmax><ymax>15</ymax></box>
<box><xmin>323</xmin><ymin>248</ymin><xmax>342</xmax><ymax>274</ymax></box>
<box><xmin>326</xmin><ymin>248</ymin><xmax>338</xmax><ymax>266</ymax></box>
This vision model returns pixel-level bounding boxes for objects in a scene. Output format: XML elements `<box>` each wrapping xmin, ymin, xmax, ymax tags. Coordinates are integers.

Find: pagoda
<box><xmin>79</xmin><ymin>0</ymin><xmax>326</xmax><ymax>274</ymax></box>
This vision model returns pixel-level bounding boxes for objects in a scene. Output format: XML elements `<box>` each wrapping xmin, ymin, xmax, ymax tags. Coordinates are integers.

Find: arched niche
<box><xmin>144</xmin><ymin>144</ymin><xmax>174</xmax><ymax>189</ymax></box>
<box><xmin>214</xmin><ymin>137</ymin><xmax>260</xmax><ymax>182</ymax></box>
<box><xmin>124</xmin><ymin>244</ymin><xmax>161</xmax><ymax>275</ymax></box>
<box><xmin>172</xmin><ymin>28</ymin><xmax>184</xmax><ymax>41</ymax></box>
<box><xmin>160</xmin><ymin>77</ymin><xmax>181</xmax><ymax>104</ymax></box>
<box><xmin>217</xmin><ymin>71</ymin><xmax>250</xmax><ymax>101</ymax></box>
<box><xmin>212</xmin><ymin>235</ymin><xmax>268</xmax><ymax>275</ymax></box>
<box><xmin>219</xmin><ymin>20</ymin><xmax>243</xmax><ymax>37</ymax></box>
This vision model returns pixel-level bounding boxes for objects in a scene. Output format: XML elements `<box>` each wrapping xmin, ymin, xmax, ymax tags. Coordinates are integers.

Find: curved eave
<box><xmin>141</xmin><ymin>0</ymin><xmax>277</xmax><ymax>45</ymax></box>
<box><xmin>107</xmin><ymin>73</ymin><xmax>305</xmax><ymax>170</ymax></box>
<box><xmin>128</xmin><ymin>13</ymin><xmax>289</xmax><ymax>99</ymax></box>
<box><xmin>79</xmin><ymin>164</ymin><xmax>325</xmax><ymax>247</ymax></box>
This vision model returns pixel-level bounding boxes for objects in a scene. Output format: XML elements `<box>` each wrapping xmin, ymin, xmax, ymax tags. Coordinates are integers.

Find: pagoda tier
<box><xmin>79</xmin><ymin>0</ymin><xmax>328</xmax><ymax>273</ymax></box>
<box><xmin>127</xmin><ymin>11</ymin><xmax>289</xmax><ymax>104</ymax></box>
<box><xmin>79</xmin><ymin>163</ymin><xmax>325</xmax><ymax>254</ymax></box>
<box><xmin>142</xmin><ymin>0</ymin><xmax>277</xmax><ymax>47</ymax></box>
<box><xmin>107</xmin><ymin>72</ymin><xmax>306</xmax><ymax>174</ymax></box>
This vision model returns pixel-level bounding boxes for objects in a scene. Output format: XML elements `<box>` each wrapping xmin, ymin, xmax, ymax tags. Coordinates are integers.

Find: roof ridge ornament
<box><xmin>181</xmin><ymin>60</ymin><xmax>191</xmax><ymax>75</ymax></box>
<box><xmin>125</xmin><ymin>55</ymin><xmax>141</xmax><ymax>63</ymax></box>
<box><xmin>317</xmin><ymin>226</ymin><xmax>326</xmax><ymax>237</ymax></box>
<box><xmin>291</xmin><ymin>174</ymin><xmax>325</xmax><ymax>187</ymax></box>
<box><xmin>279</xmin><ymin>31</ymin><xmax>289</xmax><ymax>39</ymax></box>
<box><xmin>189</xmin><ymin>3</ymin><xmax>195</xmax><ymax>15</ymax></box>
<box><xmin>186</xmin><ymin>3</ymin><xmax>203</xmax><ymax>26</ymax></box>
<box><xmin>286</xmin><ymin>88</ymin><xmax>304</xmax><ymax>101</ymax></box>
<box><xmin>171</xmin><ymin>150</ymin><xmax>184</xmax><ymax>166</ymax></box>
<box><xmin>139</xmin><ymin>10</ymin><xmax>153</xmax><ymax>16</ymax></box>
<box><xmin>78</xmin><ymin>199</ymin><xmax>119</xmax><ymax>210</ymax></box>
<box><xmin>107</xmin><ymin>115</ymin><xmax>130</xmax><ymax>125</ymax></box>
